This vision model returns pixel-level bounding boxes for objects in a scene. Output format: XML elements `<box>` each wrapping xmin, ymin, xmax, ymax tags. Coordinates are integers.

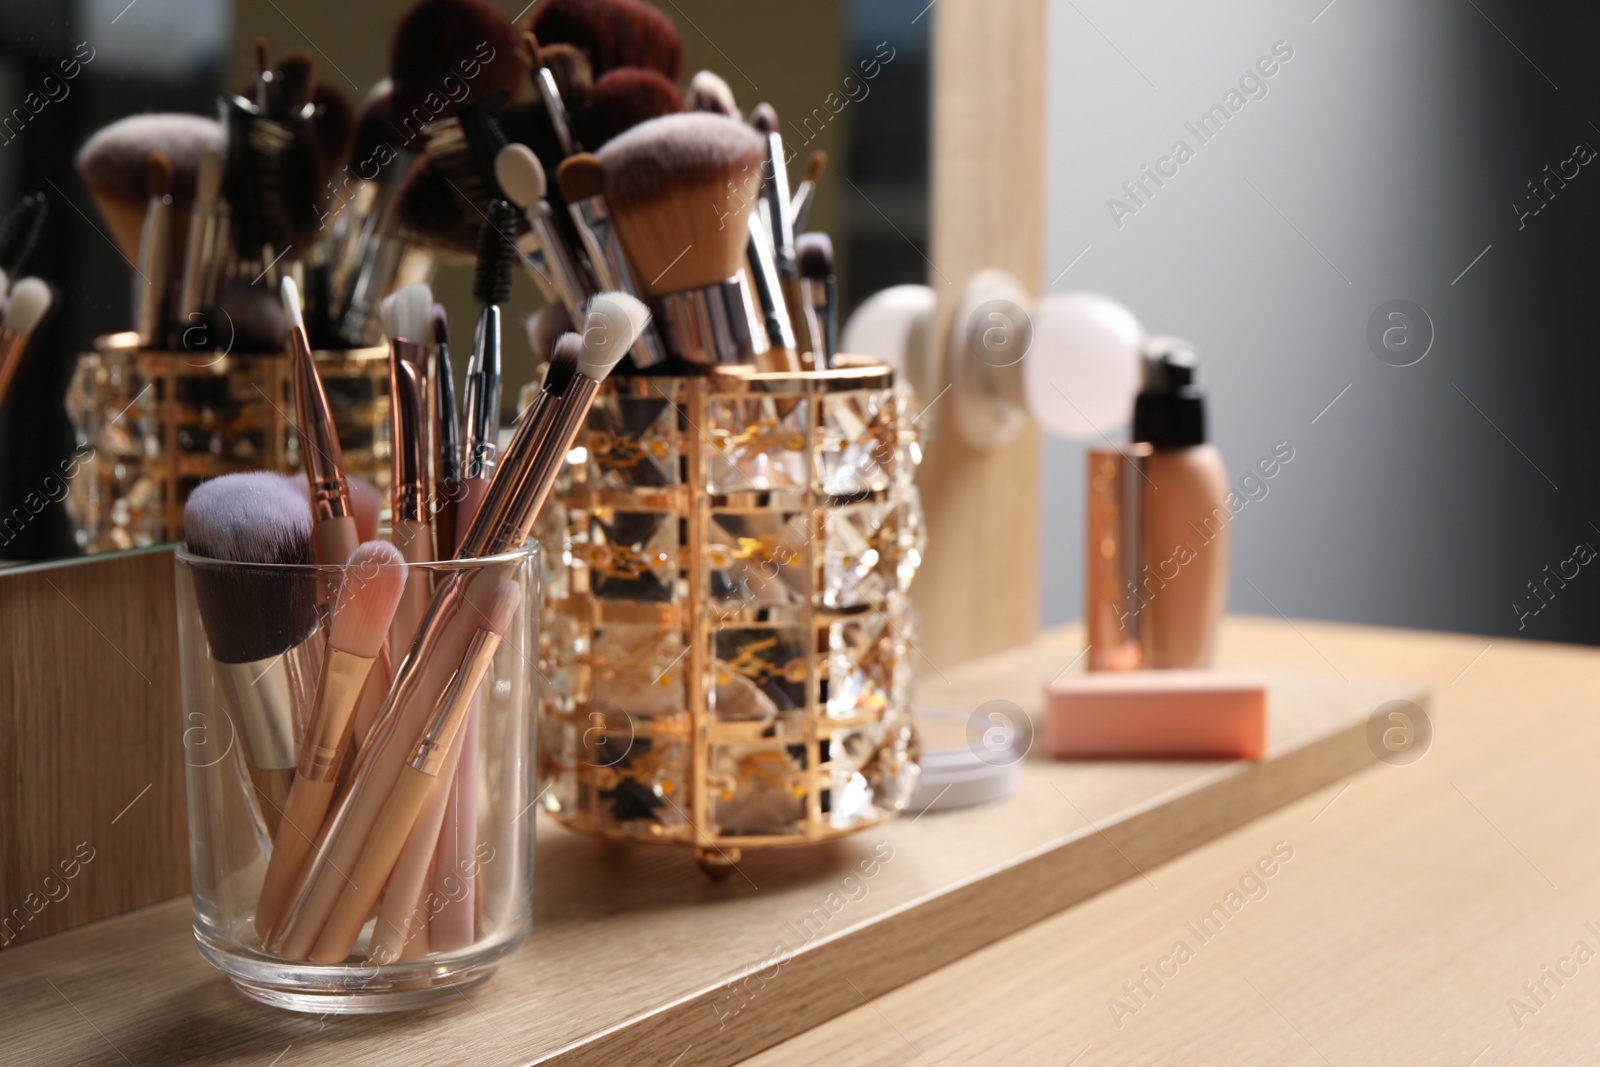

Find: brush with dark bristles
<box><xmin>526</xmin><ymin>30</ymin><xmax>577</xmax><ymax>157</ymax></box>
<box><xmin>789</xmin><ymin>150</ymin><xmax>827</xmax><ymax>234</ymax></box>
<box><xmin>796</xmin><ymin>232</ymin><xmax>836</xmax><ymax>369</ymax></box>
<box><xmin>573</xmin><ymin>68</ymin><xmax>682</xmax><ymax>150</ymax></box>
<box><xmin>0</xmin><ymin>193</ymin><xmax>47</xmax><ymax>297</ymax></box>
<box><xmin>687</xmin><ymin>71</ymin><xmax>739</xmax><ymax>120</ymax></box>
<box><xmin>461</xmin><ymin>199</ymin><xmax>517</xmax><ymax>525</ymax></box>
<box><xmin>432</xmin><ymin>304</ymin><xmax>462</xmax><ymax>557</ymax></box>
<box><xmin>390</xmin><ymin>0</ymin><xmax>530</xmax><ymax>124</ymax></box>
<box><xmin>395</xmin><ymin>94</ymin><xmax>511</xmax><ymax>259</ymax></box>
<box><xmin>528</xmin><ymin>0</ymin><xmax>684</xmax><ymax>83</ymax></box>
<box><xmin>323</xmin><ymin>81</ymin><xmax>395</xmax><ymax>329</ymax></box>
<box><xmin>183</xmin><ymin>471</ymin><xmax>320</xmax><ymax>836</ymax></box>
<box><xmin>525</xmin><ymin>301</ymin><xmax>572</xmax><ymax>363</ymax></box>
<box><xmin>222</xmin><ymin>94</ymin><xmax>320</xmax><ymax>272</ymax></box>
<box><xmin>540</xmin><ymin>41</ymin><xmax>592</xmax><ymax>114</ymax></box>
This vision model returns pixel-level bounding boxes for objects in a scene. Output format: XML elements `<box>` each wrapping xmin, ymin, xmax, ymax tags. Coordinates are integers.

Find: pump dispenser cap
<box><xmin>1133</xmin><ymin>336</ymin><xmax>1207</xmax><ymax>448</ymax></box>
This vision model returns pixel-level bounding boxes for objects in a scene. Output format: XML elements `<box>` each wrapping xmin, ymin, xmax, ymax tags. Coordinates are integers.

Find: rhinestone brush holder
<box><xmin>537</xmin><ymin>360</ymin><xmax>926</xmax><ymax>875</ymax></box>
<box><xmin>65</xmin><ymin>333</ymin><xmax>392</xmax><ymax>552</ymax></box>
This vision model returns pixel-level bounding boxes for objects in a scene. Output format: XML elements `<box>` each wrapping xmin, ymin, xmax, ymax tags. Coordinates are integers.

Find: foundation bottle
<box><xmin>1133</xmin><ymin>338</ymin><xmax>1229</xmax><ymax>669</ymax></box>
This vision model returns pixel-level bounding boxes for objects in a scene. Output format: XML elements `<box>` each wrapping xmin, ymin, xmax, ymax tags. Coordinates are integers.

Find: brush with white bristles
<box><xmin>687</xmin><ymin>70</ymin><xmax>739</xmax><ymax>119</ymax></box>
<box><xmin>379</xmin><ymin>281</ymin><xmax>437</xmax><ymax>653</ymax></box>
<box><xmin>254</xmin><ymin>538</ymin><xmax>407</xmax><ymax>940</ymax></box>
<box><xmin>495</xmin><ymin>143</ymin><xmax>590</xmax><ymax>319</ymax></box>
<box><xmin>0</xmin><ymin>277</ymin><xmax>53</xmax><ymax>406</ymax></box>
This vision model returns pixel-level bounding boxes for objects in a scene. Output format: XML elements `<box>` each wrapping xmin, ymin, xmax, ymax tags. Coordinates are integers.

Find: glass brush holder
<box><xmin>67</xmin><ymin>333</ymin><xmax>391</xmax><ymax>552</ymax></box>
<box><xmin>537</xmin><ymin>360</ymin><xmax>927</xmax><ymax>875</ymax></box>
<box><xmin>175</xmin><ymin>546</ymin><xmax>537</xmax><ymax>1012</ymax></box>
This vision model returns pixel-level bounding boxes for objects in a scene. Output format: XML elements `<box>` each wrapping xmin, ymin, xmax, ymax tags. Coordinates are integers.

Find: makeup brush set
<box><xmin>181</xmin><ymin>277</ymin><xmax>649</xmax><ymax>967</ymax></box>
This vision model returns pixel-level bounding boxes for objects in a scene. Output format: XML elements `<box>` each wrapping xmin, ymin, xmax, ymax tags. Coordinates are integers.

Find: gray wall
<box><xmin>1039</xmin><ymin>0</ymin><xmax>1596</xmax><ymax>644</ymax></box>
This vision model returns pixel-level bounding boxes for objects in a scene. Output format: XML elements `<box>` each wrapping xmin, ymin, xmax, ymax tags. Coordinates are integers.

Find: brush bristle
<box><xmin>473</xmin><ymin>199</ymin><xmax>517</xmax><ymax>306</ymax></box>
<box><xmin>347</xmin><ymin>474</ymin><xmax>383</xmax><ymax>543</ymax></box>
<box><xmin>78</xmin><ymin>114</ymin><xmax>222</xmax><ymax>262</ymax></box>
<box><xmin>539</xmin><ymin>41</ymin><xmax>593</xmax><ymax>110</ymax></box>
<box><xmin>750</xmin><ymin>103</ymin><xmax>778</xmax><ymax>135</ymax></box>
<box><xmin>529</xmin><ymin>0</ymin><xmax>684</xmax><ymax>82</ymax></box>
<box><xmin>280</xmin><ymin>276</ymin><xmax>305</xmax><ymax>331</ymax></box>
<box><xmin>3</xmin><ymin>277</ymin><xmax>51</xmax><ymax>336</ymax></box>
<box><xmin>307</xmin><ymin>82</ymin><xmax>356</xmax><ymax>182</ymax></box>
<box><xmin>146</xmin><ymin>153</ymin><xmax>173</xmax><ymax>199</ymax></box>
<box><xmin>432</xmin><ymin>303</ymin><xmax>450</xmax><ymax>346</ymax></box>
<box><xmin>478</xmin><ymin>579</ymin><xmax>523</xmax><ymax>636</ymax></box>
<box><xmin>576</xmin><ymin>292</ymin><xmax>650</xmax><ymax>381</ymax></box>
<box><xmin>548</xmin><ymin>333</ymin><xmax>583</xmax><ymax>393</ymax></box>
<box><xmin>796</xmin><ymin>232</ymin><xmax>833</xmax><ymax>280</ymax></box>
<box><xmin>574</xmin><ymin>68</ymin><xmax>683</xmax><ymax>149</ymax></box>
<box><xmin>596</xmin><ymin>114</ymin><xmax>765</xmax><ymax>294</ymax></box>
<box><xmin>395</xmin><ymin>152</ymin><xmax>482</xmax><ymax>259</ymax></box>
<box><xmin>183</xmin><ymin>471</ymin><xmax>318</xmax><ymax>663</ymax></box>
<box><xmin>688</xmin><ymin>70</ymin><xmax>738</xmax><ymax>119</ymax></box>
<box><xmin>330</xmin><ymin>540</ymin><xmax>407</xmax><ymax>658</ymax></box>
<box><xmin>526</xmin><ymin>301</ymin><xmax>572</xmax><ymax>361</ymax></box>
<box><xmin>0</xmin><ymin>193</ymin><xmax>47</xmax><ymax>276</ymax></box>
<box><xmin>351</xmin><ymin>80</ymin><xmax>395</xmax><ymax>165</ymax></box>
<box><xmin>197</xmin><ymin>146</ymin><xmax>223</xmax><ymax>204</ymax></box>
<box><xmin>804</xmin><ymin>150</ymin><xmax>827</xmax><ymax>184</ymax></box>
<box><xmin>380</xmin><ymin>282</ymin><xmax>434</xmax><ymax>344</ymax></box>
<box><xmin>212</xmin><ymin>282</ymin><xmax>288</xmax><ymax>354</ymax></box>
<box><xmin>493</xmin><ymin>143</ymin><xmax>546</xmax><ymax>208</ymax></box>
<box><xmin>556</xmin><ymin>153</ymin><xmax>604</xmax><ymax>202</ymax></box>
<box><xmin>391</xmin><ymin>0</ymin><xmax>530</xmax><ymax>122</ymax></box>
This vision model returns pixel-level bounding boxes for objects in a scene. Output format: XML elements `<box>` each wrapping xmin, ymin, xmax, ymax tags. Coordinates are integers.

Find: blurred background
<box><xmin>3</xmin><ymin>0</ymin><xmax>1595</xmax><ymax>652</ymax></box>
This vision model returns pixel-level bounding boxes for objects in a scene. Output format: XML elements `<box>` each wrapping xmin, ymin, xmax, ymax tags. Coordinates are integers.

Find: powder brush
<box><xmin>390</xmin><ymin>0</ymin><xmax>530</xmax><ymax>124</ymax></box>
<box><xmin>687</xmin><ymin>70</ymin><xmax>739</xmax><ymax>120</ymax></box>
<box><xmin>571</xmin><ymin>67</ymin><xmax>682</xmax><ymax>150</ymax></box>
<box><xmin>528</xmin><ymin>0</ymin><xmax>684</xmax><ymax>83</ymax></box>
<box><xmin>0</xmin><ymin>278</ymin><xmax>53</xmax><ymax>406</ymax></box>
<box><xmin>254</xmin><ymin>538</ymin><xmax>406</xmax><ymax>940</ymax></box>
<box><xmin>76</xmin><ymin>113</ymin><xmax>221</xmax><ymax>264</ymax></box>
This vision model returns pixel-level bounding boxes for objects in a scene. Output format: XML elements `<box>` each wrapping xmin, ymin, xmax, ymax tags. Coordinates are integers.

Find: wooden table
<box><xmin>4</xmin><ymin>616</ymin><xmax>1565</xmax><ymax>1065</ymax></box>
<box><xmin>746</xmin><ymin>618</ymin><xmax>1590</xmax><ymax>1066</ymax></box>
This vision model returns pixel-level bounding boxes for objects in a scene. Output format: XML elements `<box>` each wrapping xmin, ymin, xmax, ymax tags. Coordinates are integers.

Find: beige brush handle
<box><xmin>270</xmin><ymin>566</ymin><xmax>508</xmax><ymax>959</ymax></box>
<box><xmin>310</xmin><ymin>765</ymin><xmax>436</xmax><ymax>962</ymax></box>
<box><xmin>255</xmin><ymin>776</ymin><xmax>336</xmax><ymax>940</ymax></box>
<box><xmin>366</xmin><ymin>742</ymin><xmax>464</xmax><ymax>963</ymax></box>
<box><xmin>389</xmin><ymin>517</ymin><xmax>433</xmax><ymax>654</ymax></box>
<box><xmin>247</xmin><ymin>766</ymin><xmax>292</xmax><ymax>838</ymax></box>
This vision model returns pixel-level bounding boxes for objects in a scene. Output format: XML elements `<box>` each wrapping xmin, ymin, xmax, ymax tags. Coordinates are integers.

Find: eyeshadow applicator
<box><xmin>495</xmin><ymin>144</ymin><xmax>589</xmax><ymax>319</ymax></box>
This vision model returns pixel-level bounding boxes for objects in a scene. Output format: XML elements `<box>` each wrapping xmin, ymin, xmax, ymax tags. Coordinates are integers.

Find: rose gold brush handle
<box><xmin>254</xmin><ymin>646</ymin><xmax>375</xmax><ymax>939</ymax></box>
<box><xmin>310</xmin><ymin>618</ymin><xmax>509</xmax><ymax>963</ymax></box>
<box><xmin>0</xmin><ymin>332</ymin><xmax>26</xmax><ymax>406</ymax></box>
<box><xmin>286</xmin><ymin>277</ymin><xmax>358</xmax><ymax>564</ymax></box>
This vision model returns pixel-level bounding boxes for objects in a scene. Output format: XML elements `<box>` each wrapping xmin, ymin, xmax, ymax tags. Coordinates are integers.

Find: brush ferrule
<box><xmin>290</xmin><ymin>326</ymin><xmax>354</xmax><ymax>522</ymax></box>
<box><xmin>760</xmin><ymin>132</ymin><xmax>796</xmax><ymax>269</ymax></box>
<box><xmin>408</xmin><ymin>628</ymin><xmax>504</xmax><ymax>776</ymax></box>
<box><xmin>656</xmin><ymin>278</ymin><xmax>769</xmax><ymax>366</ymax></box>
<box><xmin>528</xmin><ymin>202</ymin><xmax>591</xmax><ymax>317</ymax></box>
<box><xmin>745</xmin><ymin>215</ymin><xmax>798</xmax><ymax>352</ymax></box>
<box><xmin>215</xmin><ymin>642</ymin><xmax>317</xmax><ymax>773</ymax></box>
<box><xmin>457</xmin><ymin>388</ymin><xmax>563</xmax><ymax>559</ymax></box>
<box><xmin>299</xmin><ymin>646</ymin><xmax>375</xmax><ymax>781</ymax></box>
<box><xmin>388</xmin><ymin>338</ymin><xmax>430</xmax><ymax>523</ymax></box>
<box><xmin>568</xmin><ymin>195</ymin><xmax>667</xmax><ymax>368</ymax></box>
<box><xmin>536</xmin><ymin>68</ymin><xmax>576</xmax><ymax>157</ymax></box>
<box><xmin>463</xmin><ymin>306</ymin><xmax>503</xmax><ymax>482</ymax></box>
<box><xmin>800</xmin><ymin>276</ymin><xmax>836</xmax><ymax>369</ymax></box>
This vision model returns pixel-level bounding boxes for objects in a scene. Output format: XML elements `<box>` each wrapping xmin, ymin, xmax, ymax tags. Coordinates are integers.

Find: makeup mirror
<box><xmin>0</xmin><ymin>0</ymin><xmax>932</xmax><ymax>568</ymax></box>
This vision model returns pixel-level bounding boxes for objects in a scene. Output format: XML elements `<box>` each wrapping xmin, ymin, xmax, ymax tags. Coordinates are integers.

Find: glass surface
<box><xmin>174</xmin><ymin>546</ymin><xmax>537</xmax><ymax>1013</ymax></box>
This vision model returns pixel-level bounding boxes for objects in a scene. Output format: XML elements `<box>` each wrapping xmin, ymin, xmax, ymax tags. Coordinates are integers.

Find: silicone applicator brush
<box><xmin>254</xmin><ymin>539</ymin><xmax>406</xmax><ymax>939</ymax></box>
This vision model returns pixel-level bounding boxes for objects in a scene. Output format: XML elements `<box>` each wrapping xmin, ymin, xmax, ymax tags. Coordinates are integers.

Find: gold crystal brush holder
<box><xmin>65</xmin><ymin>333</ymin><xmax>391</xmax><ymax>552</ymax></box>
<box><xmin>536</xmin><ymin>359</ymin><xmax>927</xmax><ymax>875</ymax></box>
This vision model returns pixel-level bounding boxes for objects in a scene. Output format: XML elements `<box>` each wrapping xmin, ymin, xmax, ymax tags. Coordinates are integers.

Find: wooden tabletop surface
<box><xmin>743</xmin><ymin>618</ymin><xmax>1594</xmax><ymax>1065</ymax></box>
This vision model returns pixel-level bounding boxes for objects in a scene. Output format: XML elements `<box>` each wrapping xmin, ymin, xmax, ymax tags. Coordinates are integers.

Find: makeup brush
<box><xmin>312</xmin><ymin>580</ymin><xmax>522</xmax><ymax>964</ymax></box>
<box><xmin>273</xmin><ymin>294</ymin><xmax>646</xmax><ymax>961</ymax></box>
<box><xmin>529</xmin><ymin>0</ymin><xmax>685</xmax><ymax>82</ymax></box>
<box><xmin>284</xmin><ymin>275</ymin><xmax>359</xmax><ymax>564</ymax></box>
<box><xmin>539</xmin><ymin>42</ymin><xmax>593</xmax><ymax>114</ymax></box>
<box><xmin>0</xmin><ymin>278</ymin><xmax>52</xmax><ymax>406</ymax></box>
<box><xmin>687</xmin><ymin>70</ymin><xmax>739</xmax><ymax>120</ymax></box>
<box><xmin>0</xmin><ymin>193</ymin><xmax>48</xmax><ymax>296</ymax></box>
<box><xmin>381</xmin><ymin>282</ymin><xmax>436</xmax><ymax>652</ymax></box>
<box><xmin>572</xmin><ymin>68</ymin><xmax>683</xmax><ymax>150</ymax></box>
<box><xmin>182</xmin><ymin>472</ymin><xmax>319</xmax><ymax>837</ymax></box>
<box><xmin>495</xmin><ymin>143</ymin><xmax>587</xmax><ymax>318</ymax></box>
<box><xmin>288</xmin><ymin>472</ymin><xmax>383</xmax><ymax>544</ymax></box>
<box><xmin>391</xmin><ymin>0</ymin><xmax>530</xmax><ymax>124</ymax></box>
<box><xmin>595</xmin><ymin>114</ymin><xmax>768</xmax><ymax>365</ymax></box>
<box><xmin>525</xmin><ymin>30</ymin><xmax>577</xmax><ymax>158</ymax></box>
<box><xmin>796</xmin><ymin>232</ymin><xmax>836</xmax><ymax>369</ymax></box>
<box><xmin>76</xmin><ymin>114</ymin><xmax>222</xmax><ymax>264</ymax></box>
<box><xmin>525</xmin><ymin>301</ymin><xmax>572</xmax><ymax>362</ymax></box>
<box><xmin>177</xmin><ymin>144</ymin><xmax>227</xmax><ymax>333</ymax></box>
<box><xmin>745</xmin><ymin>210</ymin><xmax>800</xmax><ymax>369</ymax></box>
<box><xmin>750</xmin><ymin>106</ymin><xmax>799</xmax><ymax>284</ymax></box>
<box><xmin>254</xmin><ymin>538</ymin><xmax>406</xmax><ymax>940</ymax></box>
<box><xmin>461</xmin><ymin>200</ymin><xmax>516</xmax><ymax>528</ymax></box>
<box><xmin>432</xmin><ymin>304</ymin><xmax>462</xmax><ymax>558</ymax></box>
<box><xmin>788</xmin><ymin>150</ymin><xmax>827</xmax><ymax>233</ymax></box>
<box><xmin>133</xmin><ymin>153</ymin><xmax>173</xmax><ymax>346</ymax></box>
<box><xmin>209</xmin><ymin>281</ymin><xmax>289</xmax><ymax>354</ymax></box>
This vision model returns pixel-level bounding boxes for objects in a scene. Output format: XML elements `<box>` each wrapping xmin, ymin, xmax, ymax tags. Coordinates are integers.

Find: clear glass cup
<box><xmin>174</xmin><ymin>545</ymin><xmax>537</xmax><ymax>1013</ymax></box>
